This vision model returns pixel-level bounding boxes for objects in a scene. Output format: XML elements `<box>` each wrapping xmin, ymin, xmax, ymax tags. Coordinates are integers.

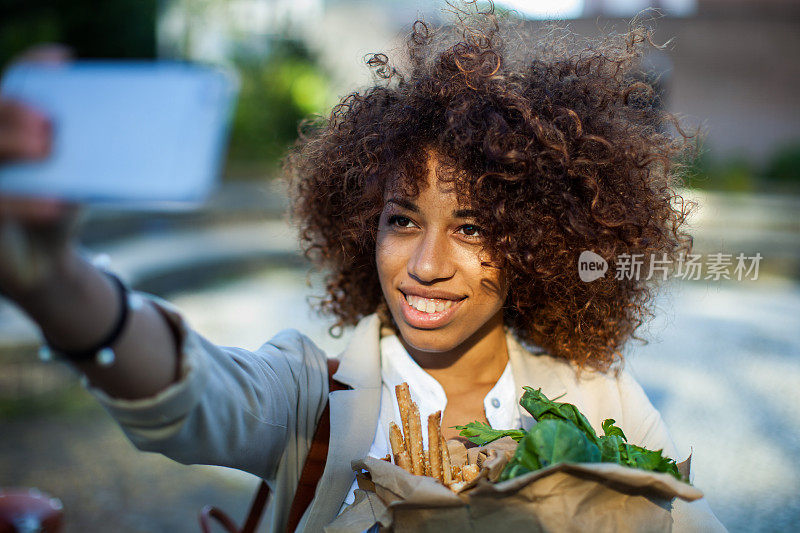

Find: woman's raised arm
<box><xmin>0</xmin><ymin>95</ymin><xmax>181</xmax><ymax>400</ymax></box>
<box><xmin>0</xmin><ymin>94</ymin><xmax>330</xmax><ymax>485</ymax></box>
<box><xmin>3</xmin><ymin>245</ymin><xmax>183</xmax><ymax>400</ymax></box>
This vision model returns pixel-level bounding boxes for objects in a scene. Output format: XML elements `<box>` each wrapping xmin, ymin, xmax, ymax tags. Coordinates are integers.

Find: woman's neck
<box><xmin>398</xmin><ymin>311</ymin><xmax>509</xmax><ymax>393</ymax></box>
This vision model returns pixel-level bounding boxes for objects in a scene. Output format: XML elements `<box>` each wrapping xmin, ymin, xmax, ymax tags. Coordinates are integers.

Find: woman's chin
<box><xmin>395</xmin><ymin>324</ymin><xmax>461</xmax><ymax>354</ymax></box>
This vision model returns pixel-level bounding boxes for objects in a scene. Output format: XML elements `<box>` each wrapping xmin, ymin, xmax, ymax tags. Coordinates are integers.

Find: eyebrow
<box><xmin>454</xmin><ymin>208</ymin><xmax>480</xmax><ymax>218</ymax></box>
<box><xmin>386</xmin><ymin>198</ymin><xmax>418</xmax><ymax>212</ymax></box>
<box><xmin>386</xmin><ymin>198</ymin><xmax>479</xmax><ymax>219</ymax></box>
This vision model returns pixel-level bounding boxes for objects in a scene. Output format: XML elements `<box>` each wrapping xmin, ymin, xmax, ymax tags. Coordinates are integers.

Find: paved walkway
<box><xmin>0</xmin><ymin>402</ymin><xmax>260</xmax><ymax>533</ymax></box>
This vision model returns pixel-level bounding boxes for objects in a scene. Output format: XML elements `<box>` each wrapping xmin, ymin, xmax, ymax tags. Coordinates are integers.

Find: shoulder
<box><xmin>261</xmin><ymin>328</ymin><xmax>328</xmax><ymax>361</ymax></box>
<box><xmin>251</xmin><ymin>328</ymin><xmax>330</xmax><ymax>383</ymax></box>
<box><xmin>517</xmin><ymin>347</ymin><xmax>650</xmax><ymax>410</ymax></box>
<box><xmin>513</xmin><ymin>348</ymin><xmax>677</xmax><ymax>455</ymax></box>
<box><xmin>571</xmin><ymin>363</ymin><xmax>679</xmax><ymax>458</ymax></box>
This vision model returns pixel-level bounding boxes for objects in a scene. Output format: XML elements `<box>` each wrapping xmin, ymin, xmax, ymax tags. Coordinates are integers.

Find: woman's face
<box><xmin>376</xmin><ymin>154</ymin><xmax>508</xmax><ymax>355</ymax></box>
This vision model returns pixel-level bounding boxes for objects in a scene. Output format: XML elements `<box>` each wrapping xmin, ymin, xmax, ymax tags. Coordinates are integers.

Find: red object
<box><xmin>0</xmin><ymin>488</ymin><xmax>63</xmax><ymax>533</ymax></box>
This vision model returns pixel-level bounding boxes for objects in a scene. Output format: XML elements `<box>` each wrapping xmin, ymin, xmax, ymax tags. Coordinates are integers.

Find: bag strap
<box><xmin>286</xmin><ymin>358</ymin><xmax>347</xmax><ymax>531</ymax></box>
<box><xmin>199</xmin><ymin>358</ymin><xmax>345</xmax><ymax>533</ymax></box>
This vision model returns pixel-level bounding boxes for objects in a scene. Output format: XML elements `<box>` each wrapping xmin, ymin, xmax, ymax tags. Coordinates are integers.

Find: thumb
<box><xmin>0</xmin><ymin>203</ymin><xmax>85</xmax><ymax>292</ymax></box>
<box><xmin>14</xmin><ymin>43</ymin><xmax>74</xmax><ymax>65</ymax></box>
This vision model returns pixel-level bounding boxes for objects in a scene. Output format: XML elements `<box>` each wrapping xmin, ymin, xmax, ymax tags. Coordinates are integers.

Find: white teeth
<box><xmin>404</xmin><ymin>294</ymin><xmax>457</xmax><ymax>314</ymax></box>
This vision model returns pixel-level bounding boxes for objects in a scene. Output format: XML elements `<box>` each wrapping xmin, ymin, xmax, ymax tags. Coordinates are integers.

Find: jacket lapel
<box><xmin>300</xmin><ymin>314</ymin><xmax>382</xmax><ymax>532</ymax></box>
<box><xmin>506</xmin><ymin>331</ymin><xmax>569</xmax><ymax>429</ymax></box>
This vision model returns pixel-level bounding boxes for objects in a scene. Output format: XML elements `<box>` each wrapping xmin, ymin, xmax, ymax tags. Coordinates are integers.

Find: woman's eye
<box><xmin>458</xmin><ymin>224</ymin><xmax>483</xmax><ymax>238</ymax></box>
<box><xmin>387</xmin><ymin>215</ymin><xmax>415</xmax><ymax>228</ymax></box>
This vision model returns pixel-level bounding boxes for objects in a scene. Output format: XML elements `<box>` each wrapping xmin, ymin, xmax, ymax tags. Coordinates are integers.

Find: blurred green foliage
<box><xmin>764</xmin><ymin>144</ymin><xmax>800</xmax><ymax>184</ymax></box>
<box><xmin>225</xmin><ymin>39</ymin><xmax>334</xmax><ymax>177</ymax></box>
<box><xmin>0</xmin><ymin>0</ymin><xmax>156</xmax><ymax>69</ymax></box>
<box><xmin>682</xmin><ymin>151</ymin><xmax>757</xmax><ymax>192</ymax></box>
<box><xmin>681</xmin><ymin>142</ymin><xmax>800</xmax><ymax>193</ymax></box>
<box><xmin>0</xmin><ymin>381</ymin><xmax>99</xmax><ymax>420</ymax></box>
<box><xmin>1</xmin><ymin>2</ymin><xmax>332</xmax><ymax>178</ymax></box>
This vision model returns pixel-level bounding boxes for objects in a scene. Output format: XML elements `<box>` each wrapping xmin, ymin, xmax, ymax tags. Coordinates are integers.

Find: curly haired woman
<box><xmin>0</xmin><ymin>4</ymin><xmax>725</xmax><ymax>531</ymax></box>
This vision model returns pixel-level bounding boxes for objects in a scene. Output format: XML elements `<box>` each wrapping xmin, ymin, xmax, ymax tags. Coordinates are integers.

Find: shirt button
<box><xmin>491</xmin><ymin>398</ymin><xmax>501</xmax><ymax>408</ymax></box>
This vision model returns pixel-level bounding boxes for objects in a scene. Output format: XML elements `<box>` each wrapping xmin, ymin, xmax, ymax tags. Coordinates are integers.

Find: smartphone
<box><xmin>0</xmin><ymin>61</ymin><xmax>239</xmax><ymax>208</ymax></box>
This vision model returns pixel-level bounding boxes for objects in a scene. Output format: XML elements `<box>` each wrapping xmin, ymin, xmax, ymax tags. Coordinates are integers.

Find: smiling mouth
<box><xmin>398</xmin><ymin>291</ymin><xmax>466</xmax><ymax>329</ymax></box>
<box><xmin>401</xmin><ymin>292</ymin><xmax>466</xmax><ymax>314</ymax></box>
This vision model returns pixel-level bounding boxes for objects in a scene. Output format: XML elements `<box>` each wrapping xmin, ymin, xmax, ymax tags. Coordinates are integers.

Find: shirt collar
<box><xmin>333</xmin><ymin>313</ymin><xmax>382</xmax><ymax>389</ymax></box>
<box><xmin>379</xmin><ymin>332</ymin><xmax>523</xmax><ymax>431</ymax></box>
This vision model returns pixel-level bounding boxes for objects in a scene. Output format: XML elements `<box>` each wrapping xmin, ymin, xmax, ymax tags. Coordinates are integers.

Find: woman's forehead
<box><xmin>382</xmin><ymin>152</ymin><xmax>473</xmax><ymax>207</ymax></box>
<box><xmin>382</xmin><ymin>182</ymin><xmax>476</xmax><ymax>215</ymax></box>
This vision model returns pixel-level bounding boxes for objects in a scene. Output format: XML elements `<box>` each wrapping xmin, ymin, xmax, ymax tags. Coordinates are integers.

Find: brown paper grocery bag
<box><xmin>325</xmin><ymin>456</ymin><xmax>703</xmax><ymax>533</ymax></box>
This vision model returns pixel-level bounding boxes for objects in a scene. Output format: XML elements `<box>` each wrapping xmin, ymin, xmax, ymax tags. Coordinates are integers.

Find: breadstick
<box><xmin>395</xmin><ymin>449</ymin><xmax>413</xmax><ymax>472</ymax></box>
<box><xmin>407</xmin><ymin>402</ymin><xmax>425</xmax><ymax>475</ymax></box>
<box><xmin>427</xmin><ymin>411</ymin><xmax>443</xmax><ymax>482</ymax></box>
<box><xmin>395</xmin><ymin>383</ymin><xmax>412</xmax><ymax>455</ymax></box>
<box><xmin>449</xmin><ymin>481</ymin><xmax>467</xmax><ymax>492</ymax></box>
<box><xmin>462</xmin><ymin>463</ymin><xmax>480</xmax><ymax>483</ymax></box>
<box><xmin>424</xmin><ymin>456</ymin><xmax>431</xmax><ymax>477</ymax></box>
<box><xmin>389</xmin><ymin>422</ymin><xmax>413</xmax><ymax>473</ymax></box>
<box><xmin>440</xmin><ymin>433</ymin><xmax>453</xmax><ymax>485</ymax></box>
<box><xmin>389</xmin><ymin>422</ymin><xmax>405</xmax><ymax>459</ymax></box>
<box><xmin>452</xmin><ymin>465</ymin><xmax>463</xmax><ymax>483</ymax></box>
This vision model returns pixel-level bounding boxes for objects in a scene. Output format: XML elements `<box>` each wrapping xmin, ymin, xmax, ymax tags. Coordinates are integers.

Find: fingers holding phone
<box><xmin>0</xmin><ymin>48</ymin><xmax>238</xmax><ymax>295</ymax></box>
<box><xmin>0</xmin><ymin>43</ymin><xmax>71</xmax><ymax>163</ymax></box>
<box><xmin>0</xmin><ymin>98</ymin><xmax>71</xmax><ymax>222</ymax></box>
<box><xmin>0</xmin><ymin>48</ymin><xmax>80</xmax><ymax>296</ymax></box>
<box><xmin>0</xmin><ymin>99</ymin><xmax>52</xmax><ymax>162</ymax></box>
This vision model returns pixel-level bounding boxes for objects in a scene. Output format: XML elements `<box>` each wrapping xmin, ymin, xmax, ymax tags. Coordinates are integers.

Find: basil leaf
<box><xmin>455</xmin><ymin>421</ymin><xmax>526</xmax><ymax>446</ymax></box>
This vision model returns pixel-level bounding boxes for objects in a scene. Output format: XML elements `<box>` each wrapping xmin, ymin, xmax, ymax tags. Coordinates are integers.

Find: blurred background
<box><xmin>0</xmin><ymin>0</ymin><xmax>798</xmax><ymax>531</ymax></box>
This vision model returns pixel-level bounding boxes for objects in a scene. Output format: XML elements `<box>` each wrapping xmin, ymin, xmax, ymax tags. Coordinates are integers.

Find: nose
<box><xmin>407</xmin><ymin>229</ymin><xmax>455</xmax><ymax>283</ymax></box>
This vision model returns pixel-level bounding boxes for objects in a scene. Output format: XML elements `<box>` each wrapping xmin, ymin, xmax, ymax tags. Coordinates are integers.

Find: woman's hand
<box><xmin>0</xmin><ymin>45</ymin><xmax>81</xmax><ymax>299</ymax></box>
<box><xmin>0</xmin><ymin>99</ymin><xmax>81</xmax><ymax>297</ymax></box>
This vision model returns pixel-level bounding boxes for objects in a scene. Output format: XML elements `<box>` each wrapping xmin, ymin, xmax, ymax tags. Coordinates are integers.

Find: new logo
<box><xmin>578</xmin><ymin>251</ymin><xmax>607</xmax><ymax>282</ymax></box>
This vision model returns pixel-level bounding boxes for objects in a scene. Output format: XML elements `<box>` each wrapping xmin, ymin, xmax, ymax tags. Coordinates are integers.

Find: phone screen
<box><xmin>0</xmin><ymin>61</ymin><xmax>239</xmax><ymax>209</ymax></box>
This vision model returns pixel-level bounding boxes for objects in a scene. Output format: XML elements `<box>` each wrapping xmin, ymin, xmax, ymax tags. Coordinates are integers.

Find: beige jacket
<box><xmin>87</xmin><ymin>294</ymin><xmax>726</xmax><ymax>532</ymax></box>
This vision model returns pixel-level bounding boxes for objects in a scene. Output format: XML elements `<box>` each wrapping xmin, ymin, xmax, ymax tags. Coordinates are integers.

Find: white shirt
<box><xmin>341</xmin><ymin>333</ymin><xmax>523</xmax><ymax>507</ymax></box>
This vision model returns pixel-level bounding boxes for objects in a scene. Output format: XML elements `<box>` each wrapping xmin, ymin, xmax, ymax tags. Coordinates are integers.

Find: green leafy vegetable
<box><xmin>454</xmin><ymin>421</ymin><xmax>526</xmax><ymax>446</ymax></box>
<box><xmin>501</xmin><ymin>430</ymin><xmax>543</xmax><ymax>480</ymax></box>
<box><xmin>519</xmin><ymin>387</ymin><xmax>601</xmax><ymax>447</ymax></box>
<box><xmin>601</xmin><ymin>418</ymin><xmax>627</xmax><ymax>441</ymax></box>
<box><xmin>458</xmin><ymin>388</ymin><xmax>689</xmax><ymax>484</ymax></box>
<box><xmin>620</xmin><ymin>443</ymin><xmax>682</xmax><ymax>478</ymax></box>
<box><xmin>599</xmin><ymin>418</ymin><xmax>682</xmax><ymax>479</ymax></box>
<box><xmin>500</xmin><ymin>419</ymin><xmax>600</xmax><ymax>481</ymax></box>
<box><xmin>599</xmin><ymin>434</ymin><xmax>624</xmax><ymax>463</ymax></box>
<box><xmin>529</xmin><ymin>419</ymin><xmax>601</xmax><ymax>466</ymax></box>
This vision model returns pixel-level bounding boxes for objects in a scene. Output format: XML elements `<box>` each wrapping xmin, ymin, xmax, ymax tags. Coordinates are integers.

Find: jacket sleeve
<box><xmin>615</xmin><ymin>369</ymin><xmax>728</xmax><ymax>532</ymax></box>
<box><xmin>82</xmin><ymin>291</ymin><xmax>330</xmax><ymax>481</ymax></box>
